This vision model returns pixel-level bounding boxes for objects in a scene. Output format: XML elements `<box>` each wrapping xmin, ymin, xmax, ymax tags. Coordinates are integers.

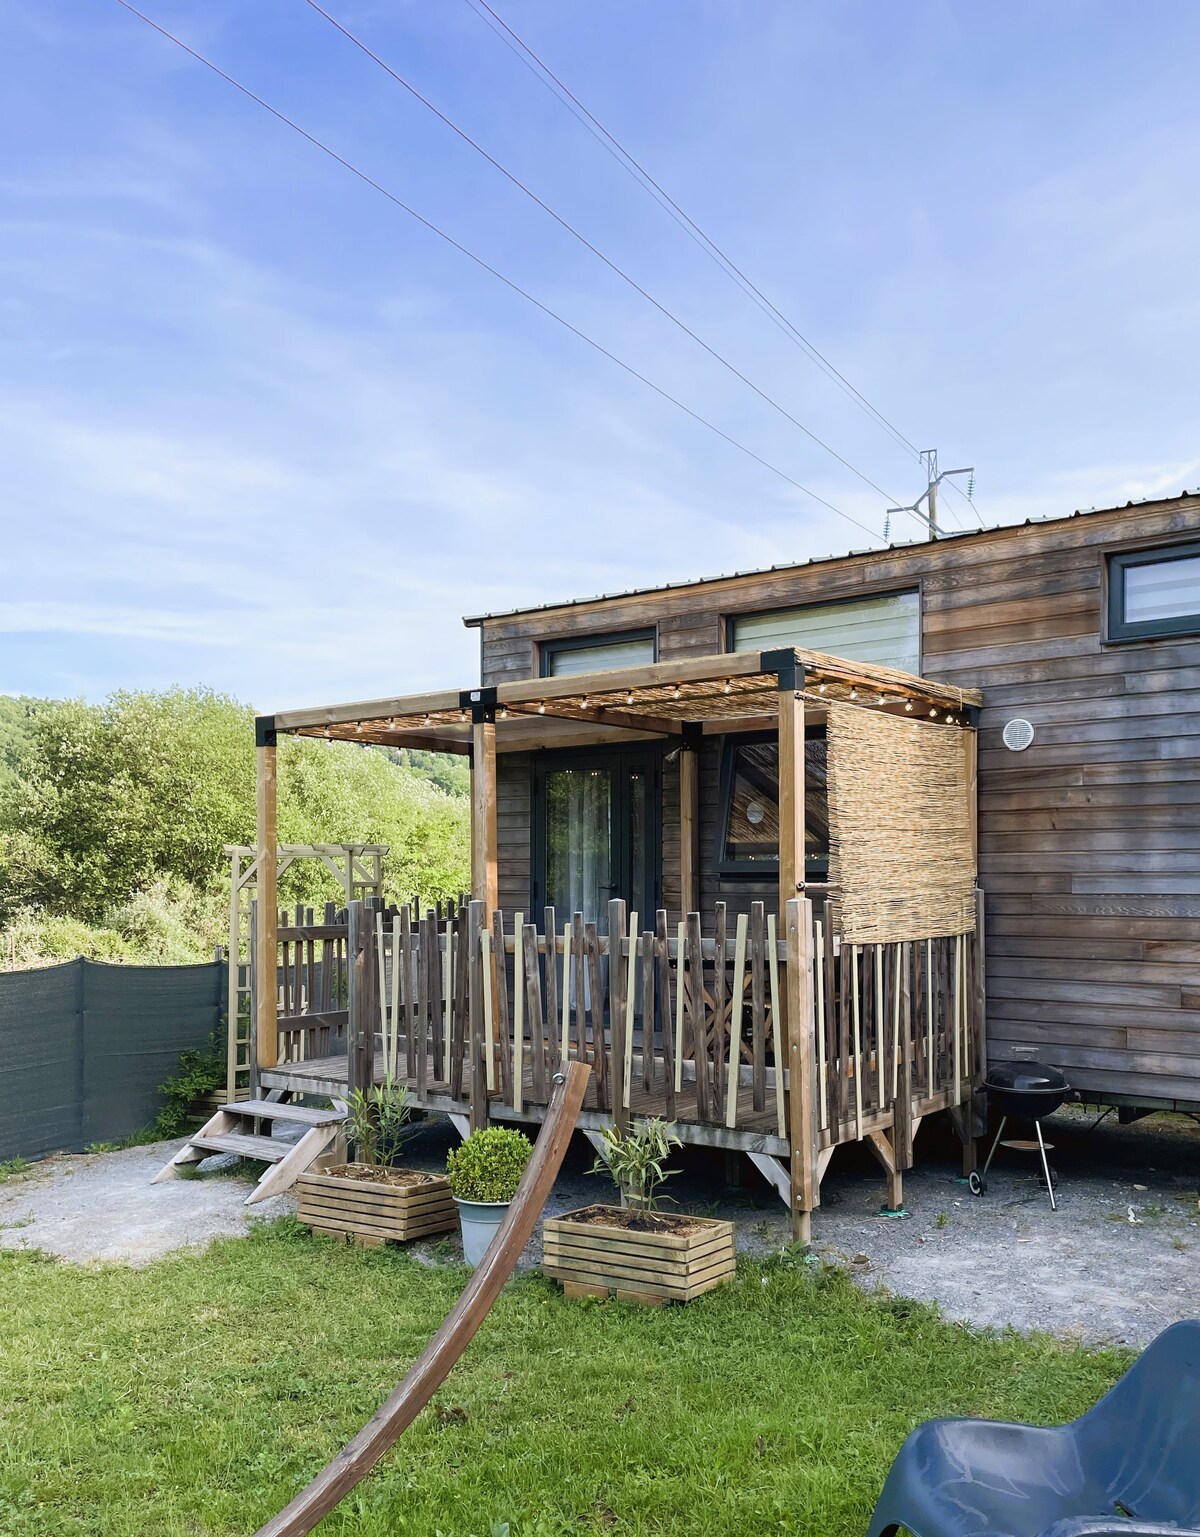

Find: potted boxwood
<box><xmin>445</xmin><ymin>1126</ymin><xmax>534</xmax><ymax>1266</ymax></box>
<box><xmin>543</xmin><ymin>1118</ymin><xmax>736</xmax><ymax>1305</ymax></box>
<box><xmin>295</xmin><ymin>1080</ymin><xmax>456</xmax><ymax>1247</ymax></box>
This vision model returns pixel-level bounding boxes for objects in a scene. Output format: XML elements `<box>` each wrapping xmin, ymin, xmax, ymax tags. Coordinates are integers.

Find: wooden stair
<box><xmin>152</xmin><ymin>1098</ymin><xmax>346</xmax><ymax>1206</ymax></box>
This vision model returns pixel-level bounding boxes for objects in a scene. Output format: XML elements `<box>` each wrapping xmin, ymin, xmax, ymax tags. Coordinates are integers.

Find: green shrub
<box><xmin>445</xmin><ymin>1127</ymin><xmax>533</xmax><ymax>1203</ymax></box>
<box><xmin>152</xmin><ymin>1040</ymin><xmax>226</xmax><ymax>1139</ymax></box>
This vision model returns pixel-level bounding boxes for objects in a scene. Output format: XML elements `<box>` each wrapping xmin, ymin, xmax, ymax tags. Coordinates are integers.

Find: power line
<box><xmin>112</xmin><ymin>0</ymin><xmax>883</xmax><ymax>542</ymax></box>
<box><xmin>303</xmin><ymin>0</ymin><xmax>908</xmax><ymax>516</ymax></box>
<box><xmin>460</xmin><ymin>0</ymin><xmax>926</xmax><ymax>466</ymax></box>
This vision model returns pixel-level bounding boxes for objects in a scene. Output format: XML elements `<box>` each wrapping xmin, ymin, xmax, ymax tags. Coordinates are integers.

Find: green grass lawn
<box><xmin>0</xmin><ymin>1220</ymin><xmax>1126</xmax><ymax>1537</ymax></box>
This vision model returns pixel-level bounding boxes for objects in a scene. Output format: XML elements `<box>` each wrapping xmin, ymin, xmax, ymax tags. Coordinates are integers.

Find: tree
<box><xmin>0</xmin><ymin>689</ymin><xmax>470</xmax><ymax>934</ymax></box>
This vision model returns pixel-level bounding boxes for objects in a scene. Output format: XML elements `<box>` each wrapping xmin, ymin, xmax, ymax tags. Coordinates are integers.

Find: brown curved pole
<box><xmin>254</xmin><ymin>1061</ymin><xmax>591</xmax><ymax>1537</ymax></box>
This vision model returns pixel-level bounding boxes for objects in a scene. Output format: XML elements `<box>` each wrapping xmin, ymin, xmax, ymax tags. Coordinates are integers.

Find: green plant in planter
<box><xmin>345</xmin><ymin>1078</ymin><xmax>415</xmax><ymax>1168</ymax></box>
<box><xmin>445</xmin><ymin>1127</ymin><xmax>533</xmax><ymax>1204</ymax></box>
<box><xmin>592</xmin><ymin>1118</ymin><xmax>681</xmax><ymax>1213</ymax></box>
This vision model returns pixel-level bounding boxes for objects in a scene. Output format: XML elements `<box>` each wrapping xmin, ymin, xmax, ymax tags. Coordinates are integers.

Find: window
<box><xmin>540</xmin><ymin>629</ymin><xmax>657</xmax><ymax>677</ymax></box>
<box><xmin>715</xmin><ymin>732</ymin><xmax>830</xmax><ymax>879</ymax></box>
<box><xmin>1108</xmin><ymin>542</ymin><xmax>1200</xmax><ymax>642</ymax></box>
<box><xmin>729</xmin><ymin>591</ymin><xmax>920</xmax><ymax>673</ymax></box>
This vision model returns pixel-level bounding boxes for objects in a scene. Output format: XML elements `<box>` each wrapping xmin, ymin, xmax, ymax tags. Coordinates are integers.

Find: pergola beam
<box><xmin>268</xmin><ymin>646</ymin><xmax>981</xmax><ymax>746</ymax></box>
<box><xmin>506</xmin><ymin>701</ymin><xmax>681</xmax><ymax>737</ymax></box>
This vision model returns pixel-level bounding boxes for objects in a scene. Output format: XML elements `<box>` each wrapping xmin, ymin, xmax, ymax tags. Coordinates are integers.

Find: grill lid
<box><xmin>985</xmin><ymin>1061</ymin><xmax>1070</xmax><ymax>1095</ymax></box>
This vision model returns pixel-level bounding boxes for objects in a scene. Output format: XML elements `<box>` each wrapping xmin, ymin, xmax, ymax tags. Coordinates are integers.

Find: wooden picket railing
<box><xmin>353</xmin><ymin>895</ymin><xmax>982</xmax><ymax>1144</ymax></box>
<box><xmin>273</xmin><ymin>903</ymin><xmax>350</xmax><ymax>1063</ymax></box>
<box><xmin>263</xmin><ymin>892</ymin><xmax>983</xmax><ymax>1222</ymax></box>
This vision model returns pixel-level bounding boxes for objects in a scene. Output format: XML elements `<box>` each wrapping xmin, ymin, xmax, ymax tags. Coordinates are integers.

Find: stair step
<box><xmin>189</xmin><ymin>1132</ymin><xmax>290</xmax><ymax>1163</ymax></box>
<box><xmin>226</xmin><ymin>1099</ymin><xmax>344</xmax><ymax>1126</ymax></box>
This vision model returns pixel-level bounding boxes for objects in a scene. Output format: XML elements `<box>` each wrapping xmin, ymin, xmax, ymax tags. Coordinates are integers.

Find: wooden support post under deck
<box><xmin>784</xmin><ymin>897</ymin><xmax>818</xmax><ymax>1244</ymax></box>
<box><xmin>255</xmin><ymin>723</ymin><xmax>278</xmax><ymax>1072</ymax></box>
<box><xmin>679</xmin><ymin>730</ymin><xmax>699</xmax><ymax>920</ymax></box>
<box><xmin>469</xmin><ymin>699</ymin><xmax>498</xmax><ymax>918</ymax></box>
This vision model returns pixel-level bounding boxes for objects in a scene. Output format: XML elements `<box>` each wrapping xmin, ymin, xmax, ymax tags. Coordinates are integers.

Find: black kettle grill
<box><xmin>969</xmin><ymin>1061</ymin><xmax>1072</xmax><ymax>1210</ymax></box>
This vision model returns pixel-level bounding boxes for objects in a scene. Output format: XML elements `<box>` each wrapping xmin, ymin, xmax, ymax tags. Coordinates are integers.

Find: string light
<box><xmin>538</xmin><ymin>703</ymin><xmax>546</xmax><ymax>714</ymax></box>
<box><xmin>580</xmin><ymin>696</ymin><xmax>589</xmax><ymax>710</ymax></box>
<box><xmin>849</xmin><ymin>686</ymin><xmax>858</xmax><ymax>700</ymax></box>
<box><xmin>945</xmin><ymin>714</ymin><xmax>955</xmax><ymax>726</ymax></box>
<box><xmin>626</xmin><ymin>691</ymin><xmax>634</xmax><ymax>705</ymax></box>
<box><xmin>904</xmin><ymin>701</ymin><xmax>913</xmax><ymax>713</ymax></box>
<box><xmin>818</xmin><ymin>682</ymin><xmax>827</xmax><ymax>693</ymax></box>
<box><xmin>929</xmin><ymin>707</ymin><xmax>938</xmax><ymax>719</ymax></box>
<box><xmin>672</xmin><ymin>686</ymin><xmax>682</xmax><ymax>700</ymax></box>
<box><xmin>499</xmin><ymin>706</ymin><xmax>508</xmax><ymax>720</ymax></box>
<box><xmin>722</xmin><ymin>680</ymin><xmax>732</xmax><ymax>694</ymax></box>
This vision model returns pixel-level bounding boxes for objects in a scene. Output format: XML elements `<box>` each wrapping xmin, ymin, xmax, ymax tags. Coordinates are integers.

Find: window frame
<box><xmin>714</xmin><ymin>729</ymin><xmax>830</xmax><ymax>881</ymax></box>
<box><xmin>1106</xmin><ymin>540</ymin><xmax>1200</xmax><ymax>643</ymax></box>
<box><xmin>723</xmin><ymin>586</ymin><xmax>922</xmax><ymax>674</ymax></box>
<box><xmin>538</xmin><ymin>627</ymin><xmax>658</xmax><ymax>678</ymax></box>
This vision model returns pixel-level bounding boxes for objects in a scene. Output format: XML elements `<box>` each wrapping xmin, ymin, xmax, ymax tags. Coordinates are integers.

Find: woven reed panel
<box><xmin>825</xmin><ymin>703</ymin><xmax>976</xmax><ymax>945</ymax></box>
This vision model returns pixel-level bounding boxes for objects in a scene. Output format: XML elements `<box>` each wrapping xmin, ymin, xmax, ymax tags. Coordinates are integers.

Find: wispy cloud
<box><xmin>4</xmin><ymin>0</ymin><xmax>1200</xmax><ymax>709</ymax></box>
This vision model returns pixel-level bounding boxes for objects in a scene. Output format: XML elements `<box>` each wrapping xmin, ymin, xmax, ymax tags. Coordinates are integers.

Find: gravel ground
<box><xmin>0</xmin><ymin>1141</ymin><xmax>291</xmax><ymax>1265</ymax></box>
<box><xmin>3</xmin><ymin>1105</ymin><xmax>1198</xmax><ymax>1345</ymax></box>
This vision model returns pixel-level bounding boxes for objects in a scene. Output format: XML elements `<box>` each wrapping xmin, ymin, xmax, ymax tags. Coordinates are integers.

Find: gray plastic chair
<box><xmin>866</xmin><ymin>1320</ymin><xmax>1200</xmax><ymax>1537</ymax></box>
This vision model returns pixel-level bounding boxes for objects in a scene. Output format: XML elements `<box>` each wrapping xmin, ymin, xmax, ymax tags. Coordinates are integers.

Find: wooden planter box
<box><xmin>543</xmin><ymin>1204</ymin><xmax>736</xmax><ymax>1305</ymax></box>
<box><xmin>295</xmin><ymin>1165</ymin><xmax>456</xmax><ymax>1248</ymax></box>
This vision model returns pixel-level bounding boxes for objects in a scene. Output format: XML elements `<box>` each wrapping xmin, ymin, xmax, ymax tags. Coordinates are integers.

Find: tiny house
<box><xmin>466</xmin><ymin>491</ymin><xmax>1200</xmax><ymax>1111</ymax></box>
<box><xmin>244</xmin><ymin>490</ymin><xmax>1199</xmax><ymax>1235</ymax></box>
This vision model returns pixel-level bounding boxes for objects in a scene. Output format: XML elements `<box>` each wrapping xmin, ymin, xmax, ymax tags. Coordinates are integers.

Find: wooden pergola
<box><xmin>254</xmin><ymin>646</ymin><xmax>981</xmax><ymax>1069</ymax></box>
<box><xmin>244</xmin><ymin>648</ymin><xmax>984</xmax><ymax>1240</ymax></box>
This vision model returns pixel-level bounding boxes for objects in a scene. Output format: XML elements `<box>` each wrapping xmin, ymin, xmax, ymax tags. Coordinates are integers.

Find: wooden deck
<box><xmin>260</xmin><ymin>1049</ymin><xmax>789</xmax><ymax>1156</ymax></box>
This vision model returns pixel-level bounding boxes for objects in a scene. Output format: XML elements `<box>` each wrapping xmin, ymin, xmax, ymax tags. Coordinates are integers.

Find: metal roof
<box><xmin>462</xmin><ymin>490</ymin><xmax>1200</xmax><ymax>626</ymax></box>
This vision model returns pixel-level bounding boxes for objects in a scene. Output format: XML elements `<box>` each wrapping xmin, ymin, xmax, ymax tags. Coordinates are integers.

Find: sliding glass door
<box><xmin>532</xmin><ymin>748</ymin><xmax>660</xmax><ymax>932</ymax></box>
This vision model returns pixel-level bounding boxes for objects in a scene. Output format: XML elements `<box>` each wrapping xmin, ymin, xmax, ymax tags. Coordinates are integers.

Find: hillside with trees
<box><xmin>0</xmin><ymin>689</ymin><xmax>470</xmax><ymax>967</ymax></box>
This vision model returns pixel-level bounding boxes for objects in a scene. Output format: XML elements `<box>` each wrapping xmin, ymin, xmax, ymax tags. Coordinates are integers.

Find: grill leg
<box><xmin>1035</xmin><ymin>1120</ymin><xmax>1057</xmax><ymax>1211</ymax></box>
<box><xmin>982</xmin><ymin>1116</ymin><xmax>1007</xmax><ymax>1176</ymax></box>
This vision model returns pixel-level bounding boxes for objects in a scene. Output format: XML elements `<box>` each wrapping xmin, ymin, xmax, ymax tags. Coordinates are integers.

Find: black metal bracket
<box><xmin>680</xmin><ymin>720</ymin><xmax>703</xmax><ymax>752</ymax></box>
<box><xmin>255</xmin><ymin>714</ymin><xmax>277</xmax><ymax>748</ymax></box>
<box><xmin>963</xmin><ymin>705</ymin><xmax>982</xmax><ymax>730</ymax></box>
<box><xmin>761</xmin><ymin>648</ymin><xmax>806</xmax><ymax>694</ymax></box>
<box><xmin>459</xmin><ymin>686</ymin><xmax>498</xmax><ymax>725</ymax></box>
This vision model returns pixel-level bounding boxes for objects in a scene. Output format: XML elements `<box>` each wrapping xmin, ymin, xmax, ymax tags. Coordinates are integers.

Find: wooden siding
<box><xmin>478</xmin><ymin>496</ymin><xmax>1200</xmax><ymax>1106</ymax></box>
<box><xmin>497</xmin><ymin>753</ymin><xmax>532</xmax><ymax>916</ymax></box>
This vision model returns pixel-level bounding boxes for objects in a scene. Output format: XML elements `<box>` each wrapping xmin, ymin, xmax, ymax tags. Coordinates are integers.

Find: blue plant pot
<box><xmin>454</xmin><ymin>1198</ymin><xmax>508</xmax><ymax>1267</ymax></box>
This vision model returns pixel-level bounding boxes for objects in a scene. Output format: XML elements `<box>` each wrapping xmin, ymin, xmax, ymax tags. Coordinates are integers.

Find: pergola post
<box><xmin>774</xmin><ymin>654</ymin><xmax>818</xmax><ymax>1243</ymax></box>
<box><xmin>775</xmin><ymin>654</ymin><xmax>807</xmax><ymax>917</ymax></box>
<box><xmin>679</xmin><ymin>723</ymin><xmax>700</xmax><ymax>920</ymax></box>
<box><xmin>465</xmin><ymin>688</ymin><xmax>498</xmax><ymax>917</ymax></box>
<box><xmin>254</xmin><ymin>717</ymin><xmax>278</xmax><ymax>1072</ymax></box>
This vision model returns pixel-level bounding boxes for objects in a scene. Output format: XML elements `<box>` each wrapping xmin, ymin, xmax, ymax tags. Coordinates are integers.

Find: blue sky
<box><xmin>3</xmin><ymin>1</ymin><xmax>1199</xmax><ymax>710</ymax></box>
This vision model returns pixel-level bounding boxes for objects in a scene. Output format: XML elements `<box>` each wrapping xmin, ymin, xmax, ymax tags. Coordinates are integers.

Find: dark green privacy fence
<box><xmin>0</xmin><ymin>959</ymin><xmax>225</xmax><ymax>1162</ymax></box>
